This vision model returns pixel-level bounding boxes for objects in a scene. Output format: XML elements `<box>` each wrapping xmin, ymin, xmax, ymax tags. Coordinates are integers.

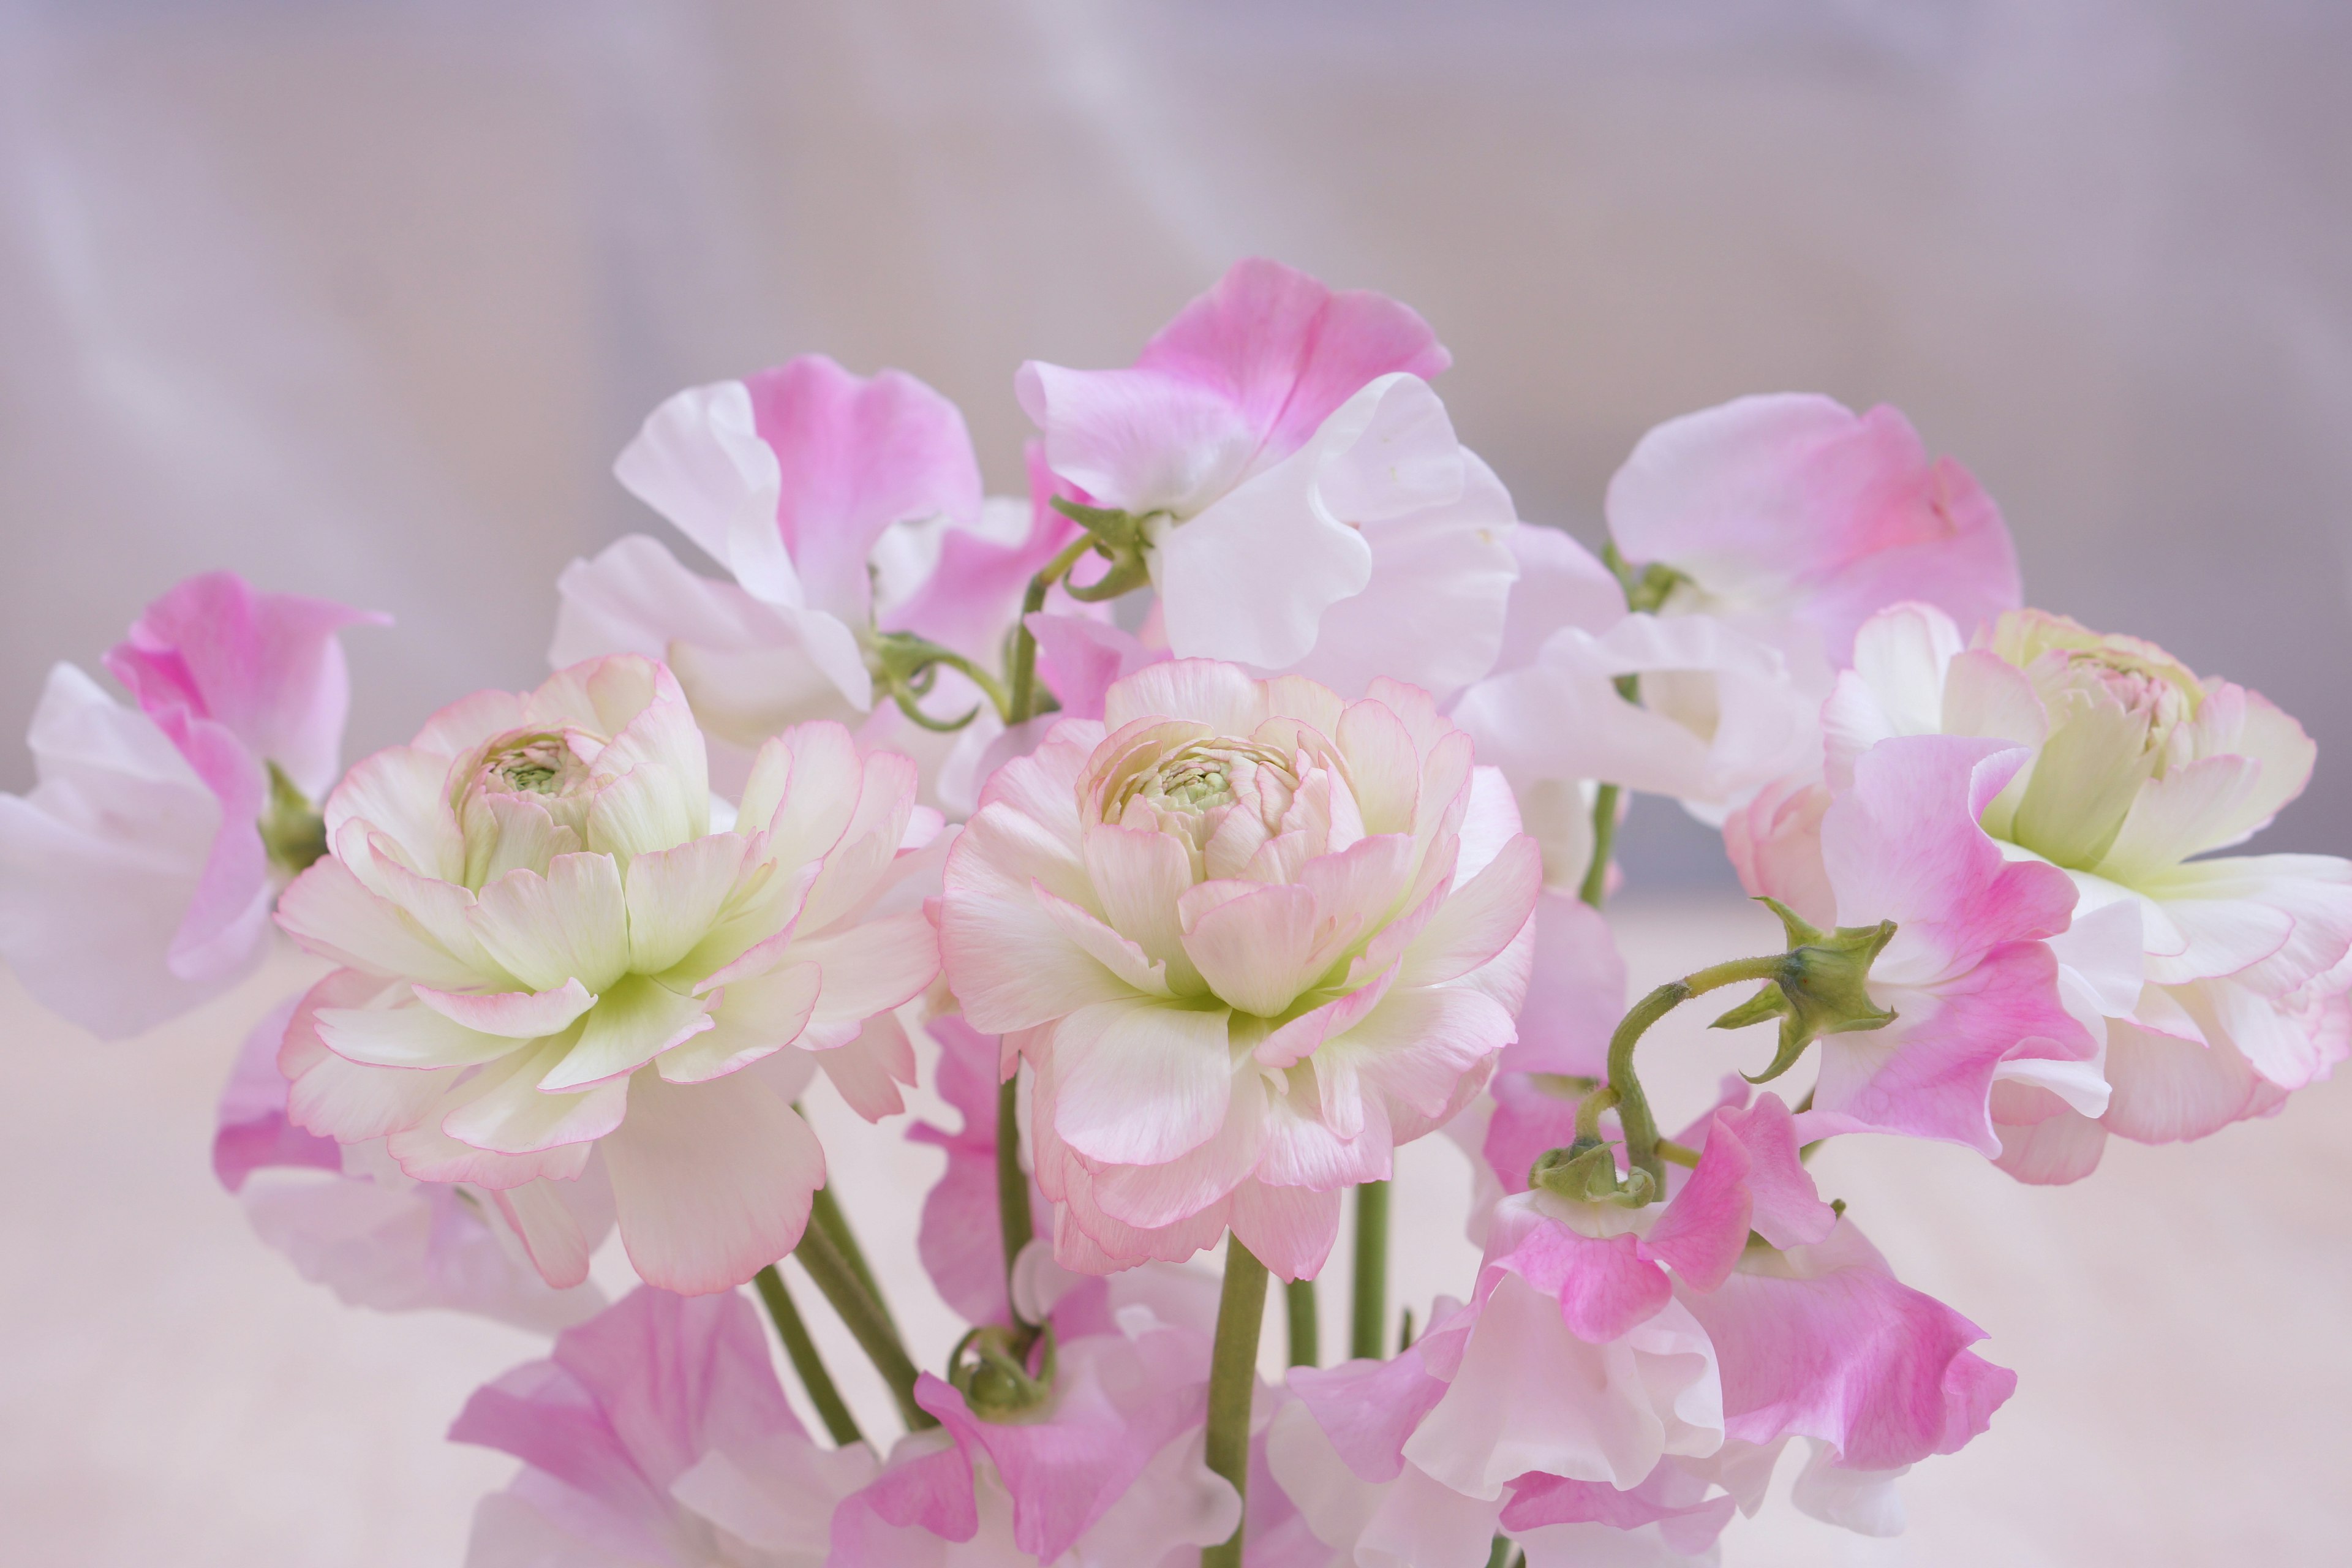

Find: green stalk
<box><xmin>808</xmin><ymin>1185</ymin><xmax>896</xmax><ymax>1340</ymax></box>
<box><xmin>1201</xmin><ymin>1234</ymin><xmax>1271</xmax><ymax>1568</ymax></box>
<box><xmin>1284</xmin><ymin>1277</ymin><xmax>1320</xmax><ymax>1368</ymax></box>
<box><xmin>1578</xmin><ymin>783</ymin><xmax>1621</xmax><ymax>909</ymax></box>
<box><xmin>753</xmin><ymin>1264</ymin><xmax>863</xmax><ymax>1447</ymax></box>
<box><xmin>1606</xmin><ymin>955</ymin><xmax>1790</xmax><ymax>1188</ymax></box>
<box><xmin>997</xmin><ymin>1073</ymin><xmax>1036</xmax><ymax>1319</ymax></box>
<box><xmin>794</xmin><ymin>1210</ymin><xmax>937</xmax><ymax>1431</ymax></box>
<box><xmin>1006</xmin><ymin>536</ymin><xmax>1093</xmax><ymax>725</ymax></box>
<box><xmin>1349</xmin><ymin>1180</ymin><xmax>1390</xmax><ymax>1362</ymax></box>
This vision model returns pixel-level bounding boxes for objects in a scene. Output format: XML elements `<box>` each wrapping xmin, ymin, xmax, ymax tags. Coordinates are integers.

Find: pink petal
<box><xmin>1287</xmin><ymin>1344</ymin><xmax>1450</xmax><ymax>1483</ymax></box>
<box><xmin>1495</xmin><ymin>1223</ymin><xmax>1675</xmax><ymax>1346</ymax></box>
<box><xmin>602</xmin><ymin>1072</ymin><xmax>826</xmax><ymax>1294</ymax></box>
<box><xmin>1048</xmin><ymin>997</ymin><xmax>1235</xmax><ymax>1165</ymax></box>
<box><xmin>211</xmin><ymin>995</ymin><xmax>341</xmax><ymax>1192</ymax></box>
<box><xmin>1501</xmin><ymin>891</ymin><xmax>1627</xmax><ymax>1078</ymax></box>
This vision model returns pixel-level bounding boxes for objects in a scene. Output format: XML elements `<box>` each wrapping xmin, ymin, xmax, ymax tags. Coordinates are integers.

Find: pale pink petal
<box><xmin>1181</xmin><ymin>881</ymin><xmax>1320</xmax><ymax>1016</ymax></box>
<box><xmin>442</xmin><ymin>1042</ymin><xmax>633</xmax><ymax>1156</ymax></box>
<box><xmin>315</xmin><ymin>999</ymin><xmax>524</xmax><ymax>1071</ymax></box>
<box><xmin>1048</xmin><ymin>997</ymin><xmax>1234</xmax><ymax>1165</ymax></box>
<box><xmin>413</xmin><ymin>978</ymin><xmax>597</xmax><ymax>1039</ymax></box>
<box><xmin>539</xmin><ymin>976</ymin><xmax>713</xmax><ymax>1092</ymax></box>
<box><xmin>602</xmin><ymin>1072</ymin><xmax>825</xmax><ymax>1294</ymax></box>
<box><xmin>657</xmin><ymin>963</ymin><xmax>820</xmax><ymax>1085</ymax></box>
<box><xmin>1029</xmin><ymin>613</ymin><xmax>1165</xmax><ymax>723</ymax></box>
<box><xmin>1502</xmin><ymin>890</ymin><xmax>1629</xmax><ymax>1079</ymax></box>
<box><xmin>813</xmin><ymin>1011</ymin><xmax>920</xmax><ymax>1121</ymax></box>
<box><xmin>1227</xmin><ymin>1178</ymin><xmax>1346</xmax><ymax>1282</ymax></box>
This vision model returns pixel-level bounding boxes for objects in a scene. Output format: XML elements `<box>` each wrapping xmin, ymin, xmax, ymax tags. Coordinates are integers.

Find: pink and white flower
<box><xmin>939</xmin><ymin>661</ymin><xmax>1540</xmax><ymax>1279</ymax></box>
<box><xmin>829</xmin><ymin>1268</ymin><xmax>1239</xmax><ymax>1567</ymax></box>
<box><xmin>0</xmin><ymin>572</ymin><xmax>382</xmax><ymax>1037</ymax></box>
<box><xmin>216</xmin><ymin>996</ymin><xmax>605</xmax><ymax>1332</ymax></box>
<box><xmin>1755</xmin><ymin>602</ymin><xmax>2352</xmax><ymax>1177</ymax></box>
<box><xmin>272</xmin><ymin>655</ymin><xmax>938</xmax><ymax>1293</ymax></box>
<box><xmin>452</xmin><ymin>1284</ymin><xmax>877</xmax><ymax>1567</ymax></box>
<box><xmin>1455</xmin><ymin>396</ymin><xmax>2021</xmax><ymax>829</ymax></box>
<box><xmin>1019</xmin><ymin>258</ymin><xmax>1520</xmax><ymax>704</ymax></box>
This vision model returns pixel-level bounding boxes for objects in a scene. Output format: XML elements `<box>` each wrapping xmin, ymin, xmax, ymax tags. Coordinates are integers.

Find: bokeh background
<box><xmin>5</xmin><ymin>2</ymin><xmax>2351</xmax><ymax>1565</ymax></box>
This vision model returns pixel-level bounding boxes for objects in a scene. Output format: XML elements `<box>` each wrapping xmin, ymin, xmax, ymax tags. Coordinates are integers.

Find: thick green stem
<box><xmin>1485</xmin><ymin>1536</ymin><xmax>1518</xmax><ymax>1568</ymax></box>
<box><xmin>753</xmin><ymin>1265</ymin><xmax>863</xmax><ymax>1447</ymax></box>
<box><xmin>1202</xmin><ymin>1234</ymin><xmax>1271</xmax><ymax>1568</ymax></box>
<box><xmin>1607</xmin><ymin>955</ymin><xmax>1792</xmax><ymax>1189</ymax></box>
<box><xmin>1349</xmin><ymin>1180</ymin><xmax>1390</xmax><ymax>1362</ymax></box>
<box><xmin>997</xmin><ymin>1072</ymin><xmax>1036</xmax><ymax>1319</ymax></box>
<box><xmin>1006</xmin><ymin>537</ymin><xmax>1093</xmax><ymax>725</ymax></box>
<box><xmin>1285</xmin><ymin>1277</ymin><xmax>1320</xmax><ymax>1368</ymax></box>
<box><xmin>794</xmin><ymin>1209</ymin><xmax>937</xmax><ymax>1431</ymax></box>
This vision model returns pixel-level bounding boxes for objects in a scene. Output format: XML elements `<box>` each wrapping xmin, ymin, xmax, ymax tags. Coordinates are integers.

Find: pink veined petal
<box><xmin>1605</xmin><ymin>394</ymin><xmax>2020</xmax><ymax>663</ymax></box>
<box><xmin>1101</xmin><ymin>658</ymin><xmax>1271</xmax><ymax>737</ymax></box>
<box><xmin>794</xmin><ymin>909</ymin><xmax>940</xmax><ymax>1028</ymax></box>
<box><xmin>212</xmin><ymin>995</ymin><xmax>341</xmax><ymax>1192</ymax></box>
<box><xmin>813</xmin><ymin>1011</ymin><xmax>920</xmax><ymax>1122</ymax></box>
<box><xmin>880</xmin><ymin>441</ymin><xmax>1084</xmax><ymax>660</ymax></box>
<box><xmin>412</xmin><ymin>978</ymin><xmax>597</xmax><ymax>1039</ymax></box>
<box><xmin>1286</xmin><ymin>1345</ymin><xmax>1452</xmax><ymax>1483</ymax></box>
<box><xmin>1028</xmin><ymin>612</ymin><xmax>1165</xmax><ymax>723</ymax></box>
<box><xmin>940</xmin><ymin>805</ymin><xmax>1140</xmax><ymax>1032</ymax></box>
<box><xmin>622</xmin><ymin>833</ymin><xmax>749</xmax><ymax>976</ymax></box>
<box><xmin>440</xmin><ymin>1039</ymin><xmax>633</xmax><ymax>1155</ymax></box>
<box><xmin>1228</xmin><ymin>1179</ymin><xmax>1348</xmax><ymax>1283</ymax></box>
<box><xmin>275</xmin><ymin>855</ymin><xmax>488</xmax><ymax>991</ymax></box>
<box><xmin>602</xmin><ymin>1072</ymin><xmax>827</xmax><ymax>1294</ymax></box>
<box><xmin>1401</xmin><ymin>833</ymin><xmax>1542</xmax><ymax>987</ymax></box>
<box><xmin>1047</xmin><ymin>997</ymin><xmax>1235</xmax><ymax>1166</ymax></box>
<box><xmin>658</xmin><ymin>962</ymin><xmax>821</xmax><ymax>1085</ymax></box>
<box><xmin>494</xmin><ymin>1169</ymin><xmax>617</xmax><ymax>1292</ymax></box>
<box><xmin>1642</xmin><ymin>1095</ymin><xmax>1835</xmax><ymax>1291</ymax></box>
<box><xmin>1679</xmin><ymin>1220</ymin><xmax>2015</xmax><ymax>1470</ymax></box>
<box><xmin>467</xmin><ymin>853</ymin><xmax>633</xmax><ymax>996</ymax></box>
<box><xmin>1084</xmin><ymin>1071</ymin><xmax>1267</xmax><ymax>1230</ymax></box>
<box><xmin>539</xmin><ymin>975</ymin><xmax>714</xmax><ymax>1091</ymax></box>
<box><xmin>280</xmin><ymin>971</ymin><xmax>452</xmax><ymax>1142</ymax></box>
<box><xmin>1181</xmin><ymin>881</ymin><xmax>1321</xmax><ymax>1017</ymax></box>
<box><xmin>1082</xmin><ymin>823</ymin><xmax>1202</xmax><ymax>987</ymax></box>
<box><xmin>1501</xmin><ymin>890</ymin><xmax>1627</xmax><ymax>1079</ymax></box>
<box><xmin>314</xmin><ymin>998</ymin><xmax>526</xmax><ymax>1071</ymax></box>
<box><xmin>1494</xmin><ymin>1223</ymin><xmax>1675</xmax><ymax>1346</ymax></box>
<box><xmin>325</xmin><ymin>743</ymin><xmax>467</xmax><ymax>886</ymax></box>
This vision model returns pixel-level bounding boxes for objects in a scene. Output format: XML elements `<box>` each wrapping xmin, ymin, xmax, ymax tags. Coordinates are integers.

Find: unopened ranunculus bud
<box><xmin>1716</xmin><ymin>896</ymin><xmax>1896</xmax><ymax>1085</ymax></box>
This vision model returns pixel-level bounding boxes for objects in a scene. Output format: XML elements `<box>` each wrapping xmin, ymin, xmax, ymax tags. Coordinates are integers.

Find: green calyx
<box><xmin>1601</xmin><ymin>540</ymin><xmax>1691</xmax><ymax>616</ymax></box>
<box><xmin>1528</xmin><ymin>1139</ymin><xmax>1657</xmax><ymax>1208</ymax></box>
<box><xmin>1717</xmin><ymin>898</ymin><xmax>1898</xmax><ymax>1085</ymax></box>
<box><xmin>258</xmin><ymin>762</ymin><xmax>329</xmax><ymax>875</ymax></box>
<box><xmin>1047</xmin><ymin>496</ymin><xmax>1157</xmax><ymax>603</ymax></box>
<box><xmin>949</xmin><ymin>1322</ymin><xmax>1058</xmax><ymax>1423</ymax></box>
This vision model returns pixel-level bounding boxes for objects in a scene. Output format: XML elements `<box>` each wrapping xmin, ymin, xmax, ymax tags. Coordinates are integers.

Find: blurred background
<box><xmin>5</xmin><ymin>2</ymin><xmax>2351</xmax><ymax>1564</ymax></box>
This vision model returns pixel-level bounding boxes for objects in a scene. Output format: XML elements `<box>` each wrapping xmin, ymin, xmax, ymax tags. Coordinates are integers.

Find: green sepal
<box><xmin>949</xmin><ymin>1322</ymin><xmax>1058</xmax><ymax>1423</ymax></box>
<box><xmin>258</xmin><ymin>762</ymin><xmax>329</xmax><ymax>875</ymax></box>
<box><xmin>1719</xmin><ymin>899</ymin><xmax>1898</xmax><ymax>1085</ymax></box>
<box><xmin>1529</xmin><ymin>1140</ymin><xmax>1656</xmax><ymax>1207</ymax></box>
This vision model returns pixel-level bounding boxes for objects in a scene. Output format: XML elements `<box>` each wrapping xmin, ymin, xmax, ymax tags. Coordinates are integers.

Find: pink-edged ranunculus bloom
<box><xmin>216</xmin><ymin>996</ymin><xmax>605</xmax><ymax>1332</ymax></box>
<box><xmin>555</xmin><ymin>355</ymin><xmax>1077</xmax><ymax>802</ymax></box>
<box><xmin>0</xmin><ymin>572</ymin><xmax>382</xmax><ymax>1037</ymax></box>
<box><xmin>938</xmin><ymin>661</ymin><xmax>1540</xmax><ymax>1280</ymax></box>
<box><xmin>1018</xmin><ymin>258</ymin><xmax>1519</xmax><ymax>705</ymax></box>
<box><xmin>272</xmin><ymin>655</ymin><xmax>938</xmax><ymax>1294</ymax></box>
<box><xmin>1755</xmin><ymin>601</ymin><xmax>2352</xmax><ymax>1179</ymax></box>
<box><xmin>453</xmin><ymin>1285</ymin><xmax>878</xmax><ymax>1567</ymax></box>
<box><xmin>1455</xmin><ymin>396</ymin><xmax>2022</xmax><ymax>830</ymax></box>
<box><xmin>829</xmin><ymin>1267</ymin><xmax>1240</xmax><ymax>1567</ymax></box>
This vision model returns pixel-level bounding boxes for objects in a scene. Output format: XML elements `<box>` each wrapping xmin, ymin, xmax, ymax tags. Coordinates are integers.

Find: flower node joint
<box><xmin>949</xmin><ymin>1322</ymin><xmax>1058</xmax><ymax>1423</ymax></box>
<box><xmin>1529</xmin><ymin>1140</ymin><xmax>1656</xmax><ymax>1208</ymax></box>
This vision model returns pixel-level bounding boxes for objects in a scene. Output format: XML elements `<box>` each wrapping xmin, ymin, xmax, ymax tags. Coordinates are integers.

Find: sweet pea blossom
<box><xmin>1019</xmin><ymin>258</ymin><xmax>1520</xmax><ymax>703</ymax></box>
<box><xmin>215</xmin><ymin>997</ymin><xmax>605</xmax><ymax>1332</ymax></box>
<box><xmin>272</xmin><ymin>655</ymin><xmax>938</xmax><ymax>1292</ymax></box>
<box><xmin>0</xmin><ymin>572</ymin><xmax>382</xmax><ymax>1037</ymax></box>
<box><xmin>1455</xmin><ymin>396</ymin><xmax>2022</xmax><ymax>829</ymax></box>
<box><xmin>829</xmin><ymin>1268</ymin><xmax>1239</xmax><ymax>1567</ymax></box>
<box><xmin>453</xmin><ymin>1285</ymin><xmax>877</xmax><ymax>1567</ymax></box>
<box><xmin>939</xmin><ymin>661</ymin><xmax>1540</xmax><ymax>1278</ymax></box>
<box><xmin>1754</xmin><ymin>602</ymin><xmax>2352</xmax><ymax>1177</ymax></box>
<box><xmin>554</xmin><ymin>356</ymin><xmax>1077</xmax><ymax>799</ymax></box>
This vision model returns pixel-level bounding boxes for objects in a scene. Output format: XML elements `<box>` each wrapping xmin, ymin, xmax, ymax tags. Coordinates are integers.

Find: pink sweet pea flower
<box><xmin>1019</xmin><ymin>258</ymin><xmax>1518</xmax><ymax>704</ymax></box>
<box><xmin>829</xmin><ymin>1268</ymin><xmax>1240</xmax><ymax>1567</ymax></box>
<box><xmin>938</xmin><ymin>661</ymin><xmax>1540</xmax><ymax>1280</ymax></box>
<box><xmin>452</xmin><ymin>1285</ymin><xmax>876</xmax><ymax>1567</ymax></box>
<box><xmin>272</xmin><ymin>656</ymin><xmax>937</xmax><ymax>1294</ymax></box>
<box><xmin>216</xmin><ymin>996</ymin><xmax>605</xmax><ymax>1332</ymax></box>
<box><xmin>1785</xmin><ymin>732</ymin><xmax>2100</xmax><ymax>1155</ymax></box>
<box><xmin>555</xmin><ymin>356</ymin><xmax>1070</xmax><ymax>804</ymax></box>
<box><xmin>0</xmin><ymin>573</ymin><xmax>383</xmax><ymax>1038</ymax></box>
<box><xmin>1755</xmin><ymin>601</ymin><xmax>2352</xmax><ymax>1178</ymax></box>
<box><xmin>904</xmin><ymin>1012</ymin><xmax>1041</xmax><ymax>1329</ymax></box>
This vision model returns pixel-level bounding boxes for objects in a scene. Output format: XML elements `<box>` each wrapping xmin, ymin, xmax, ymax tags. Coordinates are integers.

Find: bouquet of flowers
<box><xmin>6</xmin><ymin>259</ymin><xmax>2342</xmax><ymax>1567</ymax></box>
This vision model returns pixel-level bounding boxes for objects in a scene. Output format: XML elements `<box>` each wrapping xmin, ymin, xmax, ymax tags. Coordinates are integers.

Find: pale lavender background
<box><xmin>5</xmin><ymin>0</ymin><xmax>2351</xmax><ymax>883</ymax></box>
<box><xmin>4</xmin><ymin>3</ymin><xmax>2352</xmax><ymax>1565</ymax></box>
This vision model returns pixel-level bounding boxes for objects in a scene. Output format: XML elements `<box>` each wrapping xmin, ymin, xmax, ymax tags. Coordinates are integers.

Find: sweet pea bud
<box><xmin>1717</xmin><ymin>897</ymin><xmax>1898</xmax><ymax>1085</ymax></box>
<box><xmin>949</xmin><ymin>1323</ymin><xmax>1058</xmax><ymax>1423</ymax></box>
<box><xmin>1529</xmin><ymin>1140</ymin><xmax>1656</xmax><ymax>1208</ymax></box>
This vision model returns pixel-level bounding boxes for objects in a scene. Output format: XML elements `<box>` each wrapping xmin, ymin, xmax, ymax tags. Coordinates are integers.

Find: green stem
<box><xmin>1007</xmin><ymin>537</ymin><xmax>1093</xmax><ymax>725</ymax></box>
<box><xmin>808</xmin><ymin>1185</ymin><xmax>896</xmax><ymax>1341</ymax></box>
<box><xmin>1284</xmin><ymin>1277</ymin><xmax>1320</xmax><ymax>1368</ymax></box>
<box><xmin>753</xmin><ymin>1264</ymin><xmax>864</xmax><ymax>1447</ymax></box>
<box><xmin>1607</xmin><ymin>954</ymin><xmax>1792</xmax><ymax>1189</ymax></box>
<box><xmin>1202</xmin><ymin>1234</ymin><xmax>1270</xmax><ymax>1568</ymax></box>
<box><xmin>997</xmin><ymin>1072</ymin><xmax>1036</xmax><ymax>1321</ymax></box>
<box><xmin>794</xmin><ymin>1209</ymin><xmax>937</xmax><ymax>1432</ymax></box>
<box><xmin>1485</xmin><ymin>1536</ymin><xmax>1518</xmax><ymax>1568</ymax></box>
<box><xmin>1349</xmin><ymin>1180</ymin><xmax>1389</xmax><ymax>1362</ymax></box>
<box><xmin>1578</xmin><ymin>782</ymin><xmax>1621</xmax><ymax>910</ymax></box>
